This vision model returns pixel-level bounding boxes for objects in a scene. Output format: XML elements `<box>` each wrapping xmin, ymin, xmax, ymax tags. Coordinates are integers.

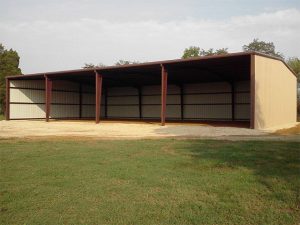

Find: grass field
<box><xmin>0</xmin><ymin>139</ymin><xmax>299</xmax><ymax>224</ymax></box>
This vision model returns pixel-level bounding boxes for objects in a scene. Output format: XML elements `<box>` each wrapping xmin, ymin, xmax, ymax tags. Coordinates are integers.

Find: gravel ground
<box><xmin>0</xmin><ymin>120</ymin><xmax>273</xmax><ymax>140</ymax></box>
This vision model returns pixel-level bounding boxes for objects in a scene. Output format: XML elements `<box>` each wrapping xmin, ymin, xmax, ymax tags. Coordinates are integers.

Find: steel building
<box><xmin>5</xmin><ymin>52</ymin><xmax>297</xmax><ymax>130</ymax></box>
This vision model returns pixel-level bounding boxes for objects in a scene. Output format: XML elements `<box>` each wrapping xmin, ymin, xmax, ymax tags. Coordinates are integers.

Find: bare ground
<box><xmin>0</xmin><ymin>120</ymin><xmax>299</xmax><ymax>141</ymax></box>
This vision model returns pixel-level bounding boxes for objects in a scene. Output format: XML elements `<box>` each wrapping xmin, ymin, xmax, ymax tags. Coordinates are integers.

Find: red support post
<box><xmin>161</xmin><ymin>65</ymin><xmax>168</xmax><ymax>126</ymax></box>
<box><xmin>45</xmin><ymin>75</ymin><xmax>52</xmax><ymax>122</ymax></box>
<box><xmin>5</xmin><ymin>78</ymin><xmax>10</xmax><ymax>120</ymax></box>
<box><xmin>95</xmin><ymin>71</ymin><xmax>103</xmax><ymax>124</ymax></box>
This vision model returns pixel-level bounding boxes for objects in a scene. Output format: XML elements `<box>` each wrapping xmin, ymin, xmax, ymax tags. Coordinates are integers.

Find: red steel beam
<box><xmin>161</xmin><ymin>65</ymin><xmax>168</xmax><ymax>126</ymax></box>
<box><xmin>5</xmin><ymin>78</ymin><xmax>10</xmax><ymax>120</ymax></box>
<box><xmin>95</xmin><ymin>71</ymin><xmax>103</xmax><ymax>124</ymax></box>
<box><xmin>45</xmin><ymin>75</ymin><xmax>52</xmax><ymax>122</ymax></box>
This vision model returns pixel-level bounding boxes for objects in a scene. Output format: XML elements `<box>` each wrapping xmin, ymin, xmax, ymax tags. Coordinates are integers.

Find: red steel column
<box><xmin>5</xmin><ymin>78</ymin><xmax>10</xmax><ymax>120</ymax></box>
<box><xmin>95</xmin><ymin>71</ymin><xmax>103</xmax><ymax>124</ymax></box>
<box><xmin>45</xmin><ymin>75</ymin><xmax>52</xmax><ymax>122</ymax></box>
<box><xmin>161</xmin><ymin>65</ymin><xmax>168</xmax><ymax>126</ymax></box>
<box><xmin>250</xmin><ymin>54</ymin><xmax>255</xmax><ymax>129</ymax></box>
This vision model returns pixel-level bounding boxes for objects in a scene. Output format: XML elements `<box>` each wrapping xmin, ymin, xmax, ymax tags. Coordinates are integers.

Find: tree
<box><xmin>182</xmin><ymin>46</ymin><xmax>228</xmax><ymax>59</ymax></box>
<box><xmin>243</xmin><ymin>38</ymin><xmax>284</xmax><ymax>59</ymax></box>
<box><xmin>115</xmin><ymin>60</ymin><xmax>140</xmax><ymax>66</ymax></box>
<box><xmin>286</xmin><ymin>57</ymin><xmax>300</xmax><ymax>115</ymax></box>
<box><xmin>182</xmin><ymin>46</ymin><xmax>200</xmax><ymax>59</ymax></box>
<box><xmin>0</xmin><ymin>43</ymin><xmax>22</xmax><ymax>114</ymax></box>
<box><xmin>286</xmin><ymin>57</ymin><xmax>300</xmax><ymax>79</ymax></box>
<box><xmin>82</xmin><ymin>63</ymin><xmax>106</xmax><ymax>69</ymax></box>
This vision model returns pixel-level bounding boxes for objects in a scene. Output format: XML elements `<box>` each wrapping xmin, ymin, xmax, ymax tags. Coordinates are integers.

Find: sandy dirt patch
<box><xmin>0</xmin><ymin>120</ymin><xmax>270</xmax><ymax>139</ymax></box>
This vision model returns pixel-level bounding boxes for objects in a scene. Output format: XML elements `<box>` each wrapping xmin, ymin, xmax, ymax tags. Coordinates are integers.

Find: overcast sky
<box><xmin>1</xmin><ymin>0</ymin><xmax>300</xmax><ymax>74</ymax></box>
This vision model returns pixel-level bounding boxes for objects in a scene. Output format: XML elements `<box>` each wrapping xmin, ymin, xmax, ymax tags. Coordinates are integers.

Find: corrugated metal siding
<box><xmin>52</xmin><ymin>91</ymin><xmax>79</xmax><ymax>104</ymax></box>
<box><xmin>9</xmin><ymin>80</ymin><xmax>45</xmax><ymax>119</ymax></box>
<box><xmin>51</xmin><ymin>105</ymin><xmax>80</xmax><ymax>118</ymax></box>
<box><xmin>81</xmin><ymin>105</ymin><xmax>95</xmax><ymax>118</ymax></box>
<box><xmin>184</xmin><ymin>82</ymin><xmax>231</xmax><ymax>93</ymax></box>
<box><xmin>106</xmin><ymin>87</ymin><xmax>139</xmax><ymax>118</ymax></box>
<box><xmin>52</xmin><ymin>80</ymin><xmax>79</xmax><ymax>91</ymax></box>
<box><xmin>184</xmin><ymin>105</ymin><xmax>231</xmax><ymax>119</ymax></box>
<box><xmin>10</xmin><ymin>89</ymin><xmax>44</xmax><ymax>103</ymax></box>
<box><xmin>10</xmin><ymin>80</ymin><xmax>45</xmax><ymax>89</ymax></box>
<box><xmin>235</xmin><ymin>81</ymin><xmax>250</xmax><ymax>120</ymax></box>
<box><xmin>184</xmin><ymin>82</ymin><xmax>232</xmax><ymax>120</ymax></box>
<box><xmin>9</xmin><ymin>79</ymin><xmax>250</xmax><ymax>121</ymax></box>
<box><xmin>10</xmin><ymin>104</ymin><xmax>45</xmax><ymax>119</ymax></box>
<box><xmin>141</xmin><ymin>85</ymin><xmax>160</xmax><ymax>118</ymax></box>
<box><xmin>50</xmin><ymin>81</ymin><xmax>80</xmax><ymax>118</ymax></box>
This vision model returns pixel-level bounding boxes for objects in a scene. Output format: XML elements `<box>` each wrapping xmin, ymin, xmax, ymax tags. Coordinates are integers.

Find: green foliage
<box><xmin>0</xmin><ymin>43</ymin><xmax>22</xmax><ymax>113</ymax></box>
<box><xmin>286</xmin><ymin>57</ymin><xmax>300</xmax><ymax>79</ymax></box>
<box><xmin>82</xmin><ymin>63</ymin><xmax>106</xmax><ymax>69</ymax></box>
<box><xmin>182</xmin><ymin>46</ymin><xmax>228</xmax><ymax>59</ymax></box>
<box><xmin>1</xmin><ymin>139</ymin><xmax>299</xmax><ymax>224</ymax></box>
<box><xmin>243</xmin><ymin>38</ymin><xmax>284</xmax><ymax>59</ymax></box>
<box><xmin>115</xmin><ymin>59</ymin><xmax>140</xmax><ymax>66</ymax></box>
<box><xmin>182</xmin><ymin>46</ymin><xmax>201</xmax><ymax>58</ymax></box>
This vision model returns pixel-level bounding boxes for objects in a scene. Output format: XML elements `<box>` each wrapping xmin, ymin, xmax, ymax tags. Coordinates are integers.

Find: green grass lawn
<box><xmin>0</xmin><ymin>139</ymin><xmax>299</xmax><ymax>225</ymax></box>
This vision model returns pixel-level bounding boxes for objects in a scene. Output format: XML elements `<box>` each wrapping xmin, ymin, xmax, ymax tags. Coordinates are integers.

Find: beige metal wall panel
<box><xmin>10</xmin><ymin>80</ymin><xmax>45</xmax><ymax>89</ymax></box>
<box><xmin>254</xmin><ymin>56</ymin><xmax>297</xmax><ymax>129</ymax></box>
<box><xmin>167</xmin><ymin>85</ymin><xmax>180</xmax><ymax>94</ymax></box>
<box><xmin>184</xmin><ymin>82</ymin><xmax>230</xmax><ymax>93</ymax></box>
<box><xmin>10</xmin><ymin>89</ymin><xmax>44</xmax><ymax>103</ymax></box>
<box><xmin>52</xmin><ymin>80</ymin><xmax>79</xmax><ymax>91</ymax></box>
<box><xmin>235</xmin><ymin>105</ymin><xmax>250</xmax><ymax>120</ymax></box>
<box><xmin>82</xmin><ymin>93</ymin><xmax>95</xmax><ymax>104</ymax></box>
<box><xmin>81</xmin><ymin>105</ymin><xmax>105</xmax><ymax>118</ymax></box>
<box><xmin>82</xmin><ymin>84</ymin><xmax>94</xmax><ymax>93</ymax></box>
<box><xmin>108</xmin><ymin>106</ymin><xmax>139</xmax><ymax>117</ymax></box>
<box><xmin>108</xmin><ymin>87</ymin><xmax>138</xmax><ymax>96</ymax></box>
<box><xmin>167</xmin><ymin>95</ymin><xmax>180</xmax><ymax>104</ymax></box>
<box><xmin>142</xmin><ymin>85</ymin><xmax>160</xmax><ymax>95</ymax></box>
<box><xmin>10</xmin><ymin>104</ymin><xmax>45</xmax><ymax>119</ymax></box>
<box><xmin>50</xmin><ymin>105</ymin><xmax>80</xmax><ymax>118</ymax></box>
<box><xmin>9</xmin><ymin>80</ymin><xmax>46</xmax><ymax>119</ymax></box>
<box><xmin>235</xmin><ymin>93</ymin><xmax>250</xmax><ymax>104</ymax></box>
<box><xmin>52</xmin><ymin>91</ymin><xmax>79</xmax><ymax>104</ymax></box>
<box><xmin>184</xmin><ymin>105</ymin><xmax>231</xmax><ymax>119</ymax></box>
<box><xmin>108</xmin><ymin>96</ymin><xmax>138</xmax><ymax>105</ymax></box>
<box><xmin>166</xmin><ymin>105</ymin><xmax>181</xmax><ymax>118</ymax></box>
<box><xmin>235</xmin><ymin>81</ymin><xmax>250</xmax><ymax>92</ymax></box>
<box><xmin>142</xmin><ymin>105</ymin><xmax>160</xmax><ymax>118</ymax></box>
<box><xmin>81</xmin><ymin>105</ymin><xmax>95</xmax><ymax>117</ymax></box>
<box><xmin>184</xmin><ymin>93</ymin><xmax>231</xmax><ymax>104</ymax></box>
<box><xmin>142</xmin><ymin>95</ymin><xmax>160</xmax><ymax>104</ymax></box>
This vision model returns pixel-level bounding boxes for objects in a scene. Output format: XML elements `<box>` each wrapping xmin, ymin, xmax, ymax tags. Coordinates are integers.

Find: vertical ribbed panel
<box><xmin>51</xmin><ymin>105</ymin><xmax>80</xmax><ymax>118</ymax></box>
<box><xmin>106</xmin><ymin>87</ymin><xmax>139</xmax><ymax>118</ymax></box>
<box><xmin>52</xmin><ymin>92</ymin><xmax>79</xmax><ymax>104</ymax></box>
<box><xmin>49</xmin><ymin>81</ymin><xmax>80</xmax><ymax>118</ymax></box>
<box><xmin>183</xmin><ymin>82</ymin><xmax>232</xmax><ymax>120</ymax></box>
<box><xmin>10</xmin><ymin>104</ymin><xmax>45</xmax><ymax>119</ymax></box>
<box><xmin>184</xmin><ymin>82</ymin><xmax>230</xmax><ymax>93</ymax></box>
<box><xmin>10</xmin><ymin>80</ymin><xmax>45</xmax><ymax>89</ymax></box>
<box><xmin>9</xmin><ymin>79</ymin><xmax>250</xmax><ymax>122</ymax></box>
<box><xmin>9</xmin><ymin>80</ymin><xmax>45</xmax><ymax>119</ymax></box>
<box><xmin>52</xmin><ymin>80</ymin><xmax>79</xmax><ymax>91</ymax></box>
<box><xmin>235</xmin><ymin>81</ymin><xmax>250</xmax><ymax>120</ymax></box>
<box><xmin>10</xmin><ymin>89</ymin><xmax>44</xmax><ymax>103</ymax></box>
<box><xmin>184</xmin><ymin>105</ymin><xmax>231</xmax><ymax>119</ymax></box>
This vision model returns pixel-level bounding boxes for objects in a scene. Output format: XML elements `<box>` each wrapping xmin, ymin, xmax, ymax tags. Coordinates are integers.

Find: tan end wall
<box><xmin>254</xmin><ymin>55</ymin><xmax>297</xmax><ymax>129</ymax></box>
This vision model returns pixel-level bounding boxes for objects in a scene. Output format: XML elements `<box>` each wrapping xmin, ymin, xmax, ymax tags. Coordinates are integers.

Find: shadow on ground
<box><xmin>182</xmin><ymin>140</ymin><xmax>300</xmax><ymax>205</ymax></box>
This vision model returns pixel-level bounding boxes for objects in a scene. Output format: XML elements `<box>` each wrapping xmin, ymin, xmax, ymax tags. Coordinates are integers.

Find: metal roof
<box><xmin>6</xmin><ymin>51</ymin><xmax>296</xmax><ymax>79</ymax></box>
